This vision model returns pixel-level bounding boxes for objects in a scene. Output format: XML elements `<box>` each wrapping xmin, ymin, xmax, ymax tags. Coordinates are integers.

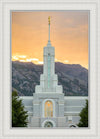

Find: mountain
<box><xmin>12</xmin><ymin>61</ymin><xmax>88</xmax><ymax>96</ymax></box>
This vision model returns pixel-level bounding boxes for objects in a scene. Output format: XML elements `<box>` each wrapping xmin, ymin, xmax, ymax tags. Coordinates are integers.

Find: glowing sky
<box><xmin>12</xmin><ymin>11</ymin><xmax>89</xmax><ymax>69</ymax></box>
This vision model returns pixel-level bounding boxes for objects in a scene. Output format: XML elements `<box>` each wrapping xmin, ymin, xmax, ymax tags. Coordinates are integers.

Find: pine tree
<box><xmin>77</xmin><ymin>100</ymin><xmax>88</xmax><ymax>127</ymax></box>
<box><xmin>12</xmin><ymin>91</ymin><xmax>28</xmax><ymax>127</ymax></box>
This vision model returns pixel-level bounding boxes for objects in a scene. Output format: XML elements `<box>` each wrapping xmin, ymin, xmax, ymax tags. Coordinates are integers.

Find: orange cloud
<box><xmin>12</xmin><ymin>11</ymin><xmax>89</xmax><ymax>69</ymax></box>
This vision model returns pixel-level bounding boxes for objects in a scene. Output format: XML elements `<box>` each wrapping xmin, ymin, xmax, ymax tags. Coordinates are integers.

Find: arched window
<box><xmin>70</xmin><ymin>125</ymin><xmax>77</xmax><ymax>128</ymax></box>
<box><xmin>45</xmin><ymin>101</ymin><xmax>53</xmax><ymax>117</ymax></box>
<box><xmin>44</xmin><ymin>121</ymin><xmax>53</xmax><ymax>127</ymax></box>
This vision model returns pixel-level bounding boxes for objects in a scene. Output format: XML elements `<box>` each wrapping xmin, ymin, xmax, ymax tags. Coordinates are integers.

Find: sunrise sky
<box><xmin>12</xmin><ymin>11</ymin><xmax>89</xmax><ymax>69</ymax></box>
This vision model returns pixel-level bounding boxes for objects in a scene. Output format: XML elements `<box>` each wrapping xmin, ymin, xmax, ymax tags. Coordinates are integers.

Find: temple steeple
<box><xmin>35</xmin><ymin>17</ymin><xmax>62</xmax><ymax>93</ymax></box>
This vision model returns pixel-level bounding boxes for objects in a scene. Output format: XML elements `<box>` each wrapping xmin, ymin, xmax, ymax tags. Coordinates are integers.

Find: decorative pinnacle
<box><xmin>48</xmin><ymin>16</ymin><xmax>50</xmax><ymax>25</ymax></box>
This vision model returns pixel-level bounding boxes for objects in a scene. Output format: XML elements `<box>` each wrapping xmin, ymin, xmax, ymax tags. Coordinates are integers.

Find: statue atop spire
<box><xmin>48</xmin><ymin>16</ymin><xmax>50</xmax><ymax>25</ymax></box>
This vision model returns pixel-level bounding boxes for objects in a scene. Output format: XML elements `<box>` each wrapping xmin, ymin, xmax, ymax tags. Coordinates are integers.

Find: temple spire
<box><xmin>48</xmin><ymin>16</ymin><xmax>50</xmax><ymax>41</ymax></box>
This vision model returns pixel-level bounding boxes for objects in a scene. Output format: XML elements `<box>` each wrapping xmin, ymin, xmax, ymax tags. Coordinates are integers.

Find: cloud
<box><xmin>12</xmin><ymin>11</ymin><xmax>88</xmax><ymax>69</ymax></box>
<box><xmin>55</xmin><ymin>58</ymin><xmax>62</xmax><ymax>62</ymax></box>
<box><xmin>18</xmin><ymin>55</ymin><xmax>27</xmax><ymax>58</ymax></box>
<box><xmin>19</xmin><ymin>60</ymin><xmax>25</xmax><ymax>62</ymax></box>
<box><xmin>26</xmin><ymin>58</ymin><xmax>39</xmax><ymax>62</ymax></box>
<box><xmin>55</xmin><ymin>58</ymin><xmax>69</xmax><ymax>64</ymax></box>
<box><xmin>12</xmin><ymin>54</ymin><xmax>43</xmax><ymax>64</ymax></box>
<box><xmin>12</xmin><ymin>56</ymin><xmax>19</xmax><ymax>60</ymax></box>
<box><xmin>38</xmin><ymin>61</ymin><xmax>43</xmax><ymax>64</ymax></box>
<box><xmin>64</xmin><ymin>60</ymin><xmax>69</xmax><ymax>63</ymax></box>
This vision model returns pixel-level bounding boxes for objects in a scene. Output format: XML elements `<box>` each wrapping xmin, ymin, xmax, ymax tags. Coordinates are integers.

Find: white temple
<box><xmin>20</xmin><ymin>17</ymin><xmax>88</xmax><ymax>128</ymax></box>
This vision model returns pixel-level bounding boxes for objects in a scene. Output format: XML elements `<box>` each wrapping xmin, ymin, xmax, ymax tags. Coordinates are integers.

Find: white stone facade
<box><xmin>20</xmin><ymin>96</ymin><xmax>88</xmax><ymax>127</ymax></box>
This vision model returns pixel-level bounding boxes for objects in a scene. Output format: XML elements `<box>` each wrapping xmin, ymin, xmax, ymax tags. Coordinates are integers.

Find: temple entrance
<box><xmin>44</xmin><ymin>121</ymin><xmax>53</xmax><ymax>128</ymax></box>
<box><xmin>45</xmin><ymin>100</ymin><xmax>53</xmax><ymax>117</ymax></box>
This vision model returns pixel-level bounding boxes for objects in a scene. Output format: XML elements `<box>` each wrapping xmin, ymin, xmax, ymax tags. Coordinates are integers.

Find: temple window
<box><xmin>45</xmin><ymin>101</ymin><xmax>53</xmax><ymax>117</ymax></box>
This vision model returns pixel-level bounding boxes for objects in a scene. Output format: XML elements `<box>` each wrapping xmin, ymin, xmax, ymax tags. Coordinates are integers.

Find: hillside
<box><xmin>12</xmin><ymin>61</ymin><xmax>88</xmax><ymax>96</ymax></box>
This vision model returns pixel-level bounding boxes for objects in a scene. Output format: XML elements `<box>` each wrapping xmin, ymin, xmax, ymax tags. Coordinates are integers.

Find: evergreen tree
<box><xmin>12</xmin><ymin>91</ymin><xmax>28</xmax><ymax>127</ymax></box>
<box><xmin>78</xmin><ymin>100</ymin><xmax>88</xmax><ymax>127</ymax></box>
